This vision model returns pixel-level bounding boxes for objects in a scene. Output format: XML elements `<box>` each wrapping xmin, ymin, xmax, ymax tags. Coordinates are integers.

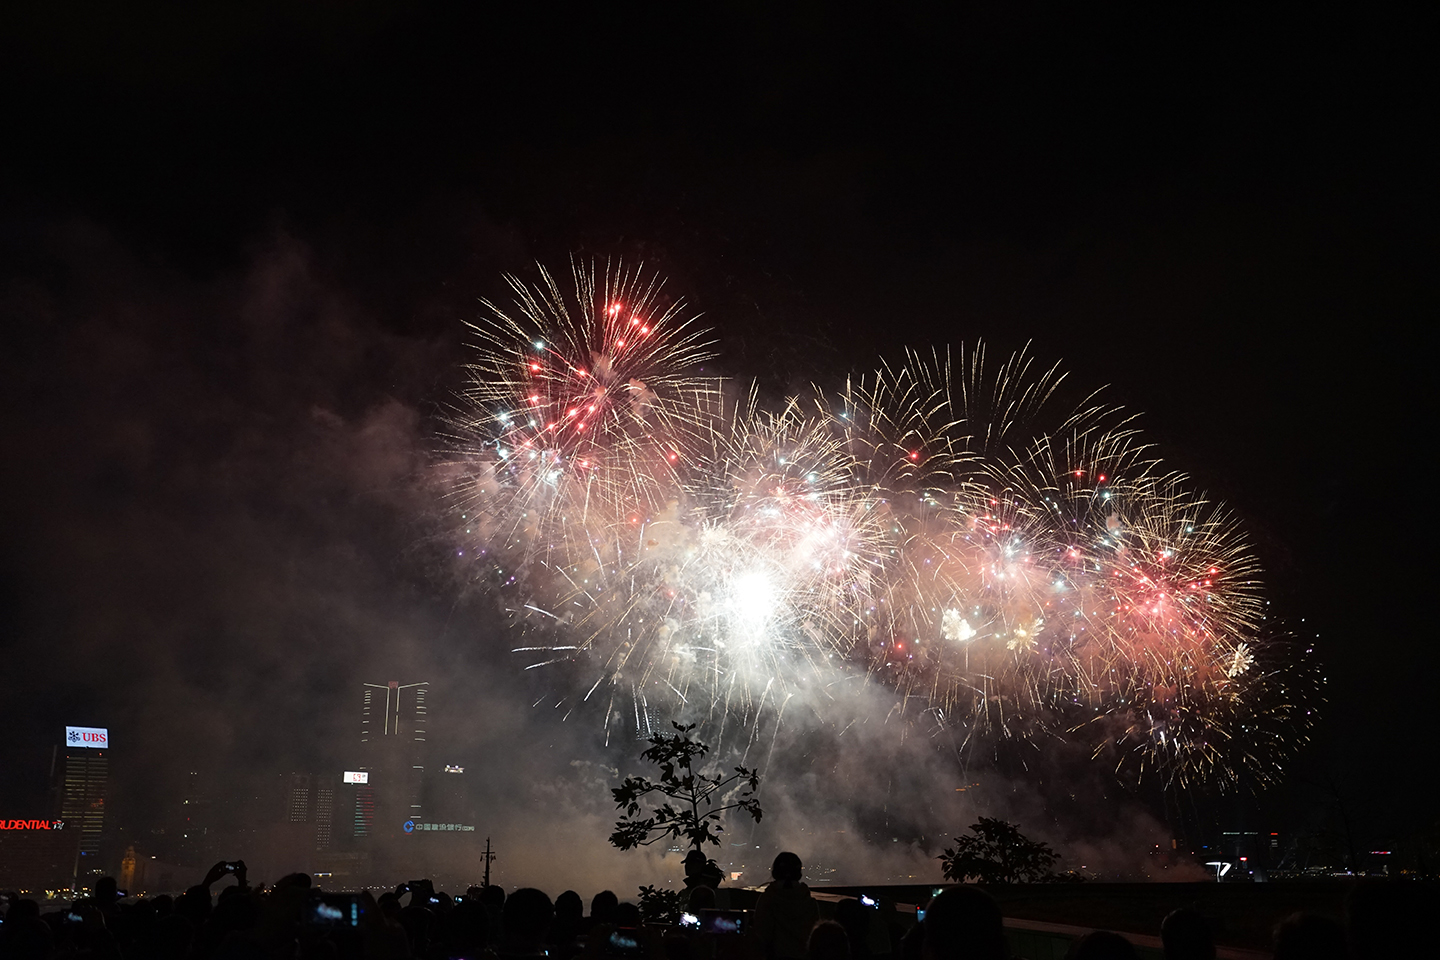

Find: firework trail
<box><xmin>438</xmin><ymin>261</ymin><xmax>1317</xmax><ymax>789</ymax></box>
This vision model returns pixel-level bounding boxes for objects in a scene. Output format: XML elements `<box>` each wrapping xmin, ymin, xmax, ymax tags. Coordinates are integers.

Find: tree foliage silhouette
<box><xmin>938</xmin><ymin>817</ymin><xmax>1073</xmax><ymax>883</ymax></box>
<box><xmin>636</xmin><ymin>885</ymin><xmax>686</xmax><ymax>924</ymax></box>
<box><xmin>610</xmin><ymin>722</ymin><xmax>763</xmax><ymax>857</ymax></box>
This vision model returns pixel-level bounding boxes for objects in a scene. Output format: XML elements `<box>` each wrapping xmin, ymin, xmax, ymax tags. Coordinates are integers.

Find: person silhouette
<box><xmin>751</xmin><ymin>852</ymin><xmax>819</xmax><ymax>960</ymax></box>
<box><xmin>919</xmin><ymin>887</ymin><xmax>1006</xmax><ymax>960</ymax></box>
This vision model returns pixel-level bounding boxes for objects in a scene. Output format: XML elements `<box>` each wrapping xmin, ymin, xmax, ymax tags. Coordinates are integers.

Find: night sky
<box><xmin>1</xmin><ymin>5</ymin><xmax>1432</xmax><ymax>880</ymax></box>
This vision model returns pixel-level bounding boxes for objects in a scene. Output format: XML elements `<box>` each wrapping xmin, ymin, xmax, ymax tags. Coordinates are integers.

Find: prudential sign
<box><xmin>65</xmin><ymin>726</ymin><xmax>109</xmax><ymax>749</ymax></box>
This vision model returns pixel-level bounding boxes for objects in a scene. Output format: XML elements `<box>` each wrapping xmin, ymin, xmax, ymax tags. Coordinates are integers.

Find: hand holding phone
<box><xmin>699</xmin><ymin>910</ymin><xmax>745</xmax><ymax>935</ymax></box>
<box><xmin>604</xmin><ymin>927</ymin><xmax>645</xmax><ymax>957</ymax></box>
<box><xmin>203</xmin><ymin>860</ymin><xmax>247</xmax><ymax>889</ymax></box>
<box><xmin>306</xmin><ymin>893</ymin><xmax>366</xmax><ymax>929</ymax></box>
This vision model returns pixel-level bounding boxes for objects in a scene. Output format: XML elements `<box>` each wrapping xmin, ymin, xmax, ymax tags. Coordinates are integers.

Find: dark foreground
<box><xmin>824</xmin><ymin>883</ymin><xmax>1358</xmax><ymax>951</ymax></box>
<box><xmin>1</xmin><ymin>866</ymin><xmax>1432</xmax><ymax>960</ymax></box>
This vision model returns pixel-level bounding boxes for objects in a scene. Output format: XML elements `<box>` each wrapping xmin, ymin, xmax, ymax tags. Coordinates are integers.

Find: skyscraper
<box><xmin>314</xmin><ymin>782</ymin><xmax>335</xmax><ymax>851</ymax></box>
<box><xmin>430</xmin><ymin>764</ymin><xmax>470</xmax><ymax>825</ymax></box>
<box><xmin>53</xmin><ymin>725</ymin><xmax>109</xmax><ymax>881</ymax></box>
<box><xmin>284</xmin><ymin>773</ymin><xmax>338</xmax><ymax>865</ymax></box>
<box><xmin>286</xmin><ymin>774</ymin><xmax>313</xmax><ymax>826</ymax></box>
<box><xmin>357</xmin><ymin>681</ymin><xmax>428</xmax><ymax>841</ymax></box>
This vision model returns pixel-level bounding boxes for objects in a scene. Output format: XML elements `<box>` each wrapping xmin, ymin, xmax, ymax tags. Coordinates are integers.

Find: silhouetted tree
<box><xmin>939</xmin><ymin>817</ymin><xmax>1073</xmax><ymax>883</ymax></box>
<box><xmin>610</xmin><ymin>722</ymin><xmax>762</xmax><ymax>886</ymax></box>
<box><xmin>636</xmin><ymin>885</ymin><xmax>686</xmax><ymax>924</ymax></box>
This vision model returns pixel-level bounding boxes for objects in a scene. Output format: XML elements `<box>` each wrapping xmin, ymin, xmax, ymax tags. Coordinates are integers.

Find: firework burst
<box><xmin>444</xmin><ymin>259</ymin><xmax>718</xmax><ymax>565</ymax></box>
<box><xmin>438</xmin><ymin>262</ymin><xmax>1318</xmax><ymax>790</ymax></box>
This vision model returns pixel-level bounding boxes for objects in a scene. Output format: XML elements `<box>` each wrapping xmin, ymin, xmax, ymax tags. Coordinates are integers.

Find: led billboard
<box><xmin>342</xmin><ymin>771</ymin><xmax>369</xmax><ymax>783</ymax></box>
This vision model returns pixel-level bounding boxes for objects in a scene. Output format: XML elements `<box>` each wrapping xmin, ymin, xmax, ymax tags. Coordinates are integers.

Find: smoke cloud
<box><xmin>0</xmin><ymin>221</ymin><xmax>1196</xmax><ymax>897</ymax></box>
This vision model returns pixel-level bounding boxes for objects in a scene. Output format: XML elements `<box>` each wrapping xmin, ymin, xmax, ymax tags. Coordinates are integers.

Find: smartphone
<box><xmin>679</xmin><ymin>913</ymin><xmax>700</xmax><ymax>929</ymax></box>
<box><xmin>305</xmin><ymin>894</ymin><xmax>366</xmax><ymax>928</ymax></box>
<box><xmin>916</xmin><ymin>908</ymin><xmax>926</xmax><ymax>922</ymax></box>
<box><xmin>859</xmin><ymin>895</ymin><xmax>878</xmax><ymax>908</ymax></box>
<box><xmin>225</xmin><ymin>862</ymin><xmax>241</xmax><ymax>873</ymax></box>
<box><xmin>699</xmin><ymin>910</ymin><xmax>745</xmax><ymax>935</ymax></box>
<box><xmin>605</xmin><ymin>928</ymin><xmax>645</xmax><ymax>957</ymax></box>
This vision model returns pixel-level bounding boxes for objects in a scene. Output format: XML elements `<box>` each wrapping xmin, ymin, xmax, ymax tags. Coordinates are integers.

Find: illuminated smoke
<box><xmin>439</xmin><ymin>262</ymin><xmax>1318</xmax><ymax>792</ymax></box>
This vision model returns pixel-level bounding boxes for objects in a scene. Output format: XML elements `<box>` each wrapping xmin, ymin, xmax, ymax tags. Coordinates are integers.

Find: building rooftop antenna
<box><xmin>482</xmin><ymin>836</ymin><xmax>496</xmax><ymax>889</ymax></box>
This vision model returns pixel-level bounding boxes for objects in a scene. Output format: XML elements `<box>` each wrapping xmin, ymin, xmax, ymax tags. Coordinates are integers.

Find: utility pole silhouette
<box><xmin>482</xmin><ymin>836</ymin><xmax>496</xmax><ymax>888</ymax></box>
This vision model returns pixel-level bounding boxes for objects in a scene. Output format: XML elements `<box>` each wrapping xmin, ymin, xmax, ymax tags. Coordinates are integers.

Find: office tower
<box><xmin>361</xmin><ymin>680</ymin><xmax>429</xmax><ymax>746</ymax></box>
<box><xmin>634</xmin><ymin>694</ymin><xmax>662</xmax><ymax>740</ymax></box>
<box><xmin>352</xmin><ymin>779</ymin><xmax>375</xmax><ymax>839</ymax></box>
<box><xmin>430</xmin><ymin>764</ymin><xmax>470</xmax><ymax>825</ymax></box>
<box><xmin>287</xmin><ymin>774</ymin><xmax>313</xmax><ymax>825</ymax></box>
<box><xmin>0</xmin><ymin>819</ymin><xmax>80</xmax><ymax>892</ymax></box>
<box><xmin>54</xmin><ymin>725</ymin><xmax>109</xmax><ymax>879</ymax></box>
<box><xmin>357</xmin><ymin>681</ymin><xmax>429</xmax><ymax>839</ymax></box>
<box><xmin>285</xmin><ymin>773</ymin><xmax>338</xmax><ymax>857</ymax></box>
<box><xmin>175</xmin><ymin>770</ymin><xmax>219</xmax><ymax>868</ymax></box>
<box><xmin>314</xmin><ymin>783</ymin><xmax>334</xmax><ymax>850</ymax></box>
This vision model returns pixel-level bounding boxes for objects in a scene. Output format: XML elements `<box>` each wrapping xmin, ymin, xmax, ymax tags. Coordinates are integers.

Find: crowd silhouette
<box><xmin>0</xmin><ymin>853</ymin><xmax>1428</xmax><ymax>960</ymax></box>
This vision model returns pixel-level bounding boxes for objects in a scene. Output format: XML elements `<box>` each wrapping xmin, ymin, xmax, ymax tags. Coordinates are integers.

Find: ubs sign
<box><xmin>65</xmin><ymin>726</ymin><xmax>109</xmax><ymax>749</ymax></box>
